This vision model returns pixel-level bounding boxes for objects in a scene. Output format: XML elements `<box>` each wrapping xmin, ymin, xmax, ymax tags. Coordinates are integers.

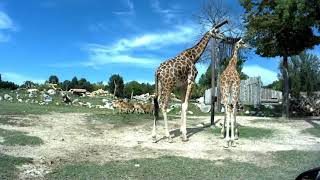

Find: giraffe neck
<box><xmin>228</xmin><ymin>47</ymin><xmax>239</xmax><ymax>67</ymax></box>
<box><xmin>183</xmin><ymin>32</ymin><xmax>211</xmax><ymax>63</ymax></box>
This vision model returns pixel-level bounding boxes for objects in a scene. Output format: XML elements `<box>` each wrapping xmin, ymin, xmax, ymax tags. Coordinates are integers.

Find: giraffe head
<box><xmin>208</xmin><ymin>27</ymin><xmax>224</xmax><ymax>40</ymax></box>
<box><xmin>234</xmin><ymin>38</ymin><xmax>250</xmax><ymax>49</ymax></box>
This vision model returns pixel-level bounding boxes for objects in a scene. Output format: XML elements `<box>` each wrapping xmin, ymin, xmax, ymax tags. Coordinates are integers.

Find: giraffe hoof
<box><xmin>223</xmin><ymin>141</ymin><xmax>229</xmax><ymax>148</ymax></box>
<box><xmin>231</xmin><ymin>141</ymin><xmax>236</xmax><ymax>147</ymax></box>
<box><xmin>181</xmin><ymin>137</ymin><xmax>189</xmax><ymax>142</ymax></box>
<box><xmin>152</xmin><ymin>136</ymin><xmax>157</xmax><ymax>143</ymax></box>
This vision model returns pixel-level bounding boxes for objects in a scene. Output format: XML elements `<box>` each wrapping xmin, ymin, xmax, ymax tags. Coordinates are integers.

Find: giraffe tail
<box><xmin>153</xmin><ymin>74</ymin><xmax>159</xmax><ymax>121</ymax></box>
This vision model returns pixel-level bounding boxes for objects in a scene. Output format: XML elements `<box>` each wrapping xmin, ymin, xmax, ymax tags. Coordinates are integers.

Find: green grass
<box><xmin>0</xmin><ymin>128</ymin><xmax>43</xmax><ymax>146</ymax></box>
<box><xmin>46</xmin><ymin>150</ymin><xmax>320</xmax><ymax>180</ymax></box>
<box><xmin>301</xmin><ymin>127</ymin><xmax>320</xmax><ymax>138</ymax></box>
<box><xmin>168</xmin><ymin>103</ymin><xmax>210</xmax><ymax>116</ymax></box>
<box><xmin>0</xmin><ymin>116</ymin><xmax>33</xmax><ymax>127</ymax></box>
<box><xmin>239</xmin><ymin>104</ymin><xmax>282</xmax><ymax>117</ymax></box>
<box><xmin>0</xmin><ymin>153</ymin><xmax>33</xmax><ymax>180</ymax></box>
<box><xmin>250</xmin><ymin>118</ymin><xmax>290</xmax><ymax>124</ymax></box>
<box><xmin>0</xmin><ymin>101</ymin><xmax>112</xmax><ymax>115</ymax></box>
<box><xmin>211</xmin><ymin>126</ymin><xmax>275</xmax><ymax>139</ymax></box>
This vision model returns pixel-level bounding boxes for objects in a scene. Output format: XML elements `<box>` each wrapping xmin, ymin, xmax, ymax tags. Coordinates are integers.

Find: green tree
<box><xmin>21</xmin><ymin>81</ymin><xmax>36</xmax><ymax>89</ymax></box>
<box><xmin>48</xmin><ymin>75</ymin><xmax>59</xmax><ymax>84</ymax></box>
<box><xmin>70</xmin><ymin>76</ymin><xmax>78</xmax><ymax>89</ymax></box>
<box><xmin>287</xmin><ymin>52</ymin><xmax>320</xmax><ymax>97</ymax></box>
<box><xmin>108</xmin><ymin>74</ymin><xmax>124</xmax><ymax>97</ymax></box>
<box><xmin>62</xmin><ymin>80</ymin><xmax>71</xmax><ymax>91</ymax></box>
<box><xmin>240</xmin><ymin>0</ymin><xmax>320</xmax><ymax>117</ymax></box>
<box><xmin>124</xmin><ymin>81</ymin><xmax>143</xmax><ymax>98</ymax></box>
<box><xmin>264</xmin><ymin>80</ymin><xmax>282</xmax><ymax>91</ymax></box>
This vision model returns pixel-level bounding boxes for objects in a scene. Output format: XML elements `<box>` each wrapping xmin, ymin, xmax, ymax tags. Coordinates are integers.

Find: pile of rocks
<box><xmin>290</xmin><ymin>95</ymin><xmax>320</xmax><ymax>116</ymax></box>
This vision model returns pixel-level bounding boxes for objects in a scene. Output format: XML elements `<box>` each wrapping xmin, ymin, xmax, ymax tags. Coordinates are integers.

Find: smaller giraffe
<box><xmin>219</xmin><ymin>38</ymin><xmax>249</xmax><ymax>148</ymax></box>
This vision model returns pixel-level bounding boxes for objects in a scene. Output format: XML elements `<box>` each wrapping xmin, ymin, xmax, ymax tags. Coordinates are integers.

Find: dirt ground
<box><xmin>0</xmin><ymin>113</ymin><xmax>320</xmax><ymax>179</ymax></box>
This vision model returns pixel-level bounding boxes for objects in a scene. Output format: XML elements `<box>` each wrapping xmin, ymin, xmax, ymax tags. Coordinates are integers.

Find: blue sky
<box><xmin>0</xmin><ymin>0</ymin><xmax>319</xmax><ymax>86</ymax></box>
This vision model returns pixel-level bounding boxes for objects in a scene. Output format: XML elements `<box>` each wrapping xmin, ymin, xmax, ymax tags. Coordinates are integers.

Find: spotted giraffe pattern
<box><xmin>152</xmin><ymin>29</ymin><xmax>223</xmax><ymax>142</ymax></box>
<box><xmin>219</xmin><ymin>39</ymin><xmax>248</xmax><ymax>148</ymax></box>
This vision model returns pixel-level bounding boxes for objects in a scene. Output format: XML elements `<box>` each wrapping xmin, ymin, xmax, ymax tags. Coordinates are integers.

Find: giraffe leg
<box><xmin>230</xmin><ymin>106</ymin><xmax>236</xmax><ymax>147</ymax></box>
<box><xmin>180</xmin><ymin>85</ymin><xmax>187</xmax><ymax>136</ymax></box>
<box><xmin>152</xmin><ymin>113</ymin><xmax>157</xmax><ymax>143</ymax></box>
<box><xmin>162</xmin><ymin>95</ymin><xmax>172</xmax><ymax>143</ymax></box>
<box><xmin>224</xmin><ymin>105</ymin><xmax>231</xmax><ymax>148</ymax></box>
<box><xmin>221</xmin><ymin>110</ymin><xmax>226</xmax><ymax>139</ymax></box>
<box><xmin>232</xmin><ymin>82</ymin><xmax>240</xmax><ymax>143</ymax></box>
<box><xmin>181</xmin><ymin>81</ymin><xmax>194</xmax><ymax>142</ymax></box>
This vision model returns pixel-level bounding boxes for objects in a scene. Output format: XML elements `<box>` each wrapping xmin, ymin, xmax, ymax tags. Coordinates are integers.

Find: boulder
<box><xmin>4</xmin><ymin>94</ymin><xmax>13</xmax><ymax>101</ymax></box>
<box><xmin>43</xmin><ymin>94</ymin><xmax>52</xmax><ymax>102</ymax></box>
<box><xmin>18</xmin><ymin>99</ymin><xmax>23</xmax><ymax>103</ymax></box>
<box><xmin>0</xmin><ymin>96</ymin><xmax>2</xmax><ymax>101</ymax></box>
<box><xmin>187</xmin><ymin>111</ymin><xmax>194</xmax><ymax>115</ymax></box>
<box><xmin>196</xmin><ymin>97</ymin><xmax>205</xmax><ymax>104</ymax></box>
<box><xmin>27</xmin><ymin>89</ymin><xmax>38</xmax><ymax>93</ymax></box>
<box><xmin>72</xmin><ymin>99</ymin><xmax>79</xmax><ymax>104</ymax></box>
<box><xmin>47</xmin><ymin>89</ymin><xmax>56</xmax><ymax>95</ymax></box>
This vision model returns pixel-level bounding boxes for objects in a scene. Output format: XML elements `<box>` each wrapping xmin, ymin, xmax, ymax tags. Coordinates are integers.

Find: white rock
<box><xmin>0</xmin><ymin>96</ymin><xmax>2</xmax><ymax>101</ymax></box>
<box><xmin>196</xmin><ymin>97</ymin><xmax>205</xmax><ymax>103</ymax></box>
<box><xmin>47</xmin><ymin>89</ymin><xmax>56</xmax><ymax>95</ymax></box>
<box><xmin>245</xmin><ymin>110</ymin><xmax>250</xmax><ymax>115</ymax></box>
<box><xmin>27</xmin><ymin>89</ymin><xmax>38</xmax><ymax>93</ymax></box>
<box><xmin>72</xmin><ymin>99</ymin><xmax>79</xmax><ymax>104</ymax></box>
<box><xmin>187</xmin><ymin>110</ymin><xmax>194</xmax><ymax>115</ymax></box>
<box><xmin>18</xmin><ymin>98</ymin><xmax>23</xmax><ymax>102</ymax></box>
<box><xmin>4</xmin><ymin>94</ymin><xmax>13</xmax><ymax>101</ymax></box>
<box><xmin>134</xmin><ymin>164</ymin><xmax>140</xmax><ymax>167</ymax></box>
<box><xmin>102</xmin><ymin>98</ymin><xmax>109</xmax><ymax>103</ymax></box>
<box><xmin>43</xmin><ymin>94</ymin><xmax>52</xmax><ymax>102</ymax></box>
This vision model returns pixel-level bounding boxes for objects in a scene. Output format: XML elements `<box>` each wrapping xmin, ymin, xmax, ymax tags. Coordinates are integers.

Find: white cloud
<box><xmin>242</xmin><ymin>65</ymin><xmax>278</xmax><ymax>85</ymax></box>
<box><xmin>150</xmin><ymin>0</ymin><xmax>181</xmax><ymax>23</ymax></box>
<box><xmin>2</xmin><ymin>72</ymin><xmax>45</xmax><ymax>85</ymax></box>
<box><xmin>0</xmin><ymin>11</ymin><xmax>14</xmax><ymax>30</ymax></box>
<box><xmin>0</xmin><ymin>11</ymin><xmax>17</xmax><ymax>43</ymax></box>
<box><xmin>82</xmin><ymin>25</ymin><xmax>197</xmax><ymax>67</ymax></box>
<box><xmin>86</xmin><ymin>25</ymin><xmax>195</xmax><ymax>54</ymax></box>
<box><xmin>113</xmin><ymin>0</ymin><xmax>135</xmax><ymax>16</ymax></box>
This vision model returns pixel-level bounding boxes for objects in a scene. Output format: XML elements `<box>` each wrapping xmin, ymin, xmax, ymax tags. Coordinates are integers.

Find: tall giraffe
<box><xmin>220</xmin><ymin>38</ymin><xmax>249</xmax><ymax>148</ymax></box>
<box><xmin>152</xmin><ymin>21</ymin><xmax>227</xmax><ymax>143</ymax></box>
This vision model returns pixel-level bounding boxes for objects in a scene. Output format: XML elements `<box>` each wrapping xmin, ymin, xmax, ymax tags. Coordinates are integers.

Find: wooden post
<box><xmin>210</xmin><ymin>40</ymin><xmax>216</xmax><ymax>126</ymax></box>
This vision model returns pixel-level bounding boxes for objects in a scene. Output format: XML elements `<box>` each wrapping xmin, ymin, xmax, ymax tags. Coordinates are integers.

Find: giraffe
<box><xmin>152</xmin><ymin>21</ymin><xmax>228</xmax><ymax>143</ymax></box>
<box><xmin>219</xmin><ymin>38</ymin><xmax>249</xmax><ymax>148</ymax></box>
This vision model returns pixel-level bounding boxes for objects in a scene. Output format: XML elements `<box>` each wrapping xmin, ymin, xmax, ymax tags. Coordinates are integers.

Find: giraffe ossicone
<box><xmin>152</xmin><ymin>23</ymin><xmax>227</xmax><ymax>143</ymax></box>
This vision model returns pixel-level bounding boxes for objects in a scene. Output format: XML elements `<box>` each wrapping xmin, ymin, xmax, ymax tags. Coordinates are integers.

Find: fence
<box><xmin>204</xmin><ymin>77</ymin><xmax>282</xmax><ymax>106</ymax></box>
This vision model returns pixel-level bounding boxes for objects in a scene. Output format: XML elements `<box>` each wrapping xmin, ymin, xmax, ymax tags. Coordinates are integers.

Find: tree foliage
<box><xmin>123</xmin><ymin>81</ymin><xmax>154</xmax><ymax>98</ymax></box>
<box><xmin>288</xmin><ymin>53</ymin><xmax>320</xmax><ymax>97</ymax></box>
<box><xmin>240</xmin><ymin>0</ymin><xmax>320</xmax><ymax>117</ymax></box>
<box><xmin>108</xmin><ymin>74</ymin><xmax>124</xmax><ymax>97</ymax></box>
<box><xmin>48</xmin><ymin>75</ymin><xmax>59</xmax><ymax>84</ymax></box>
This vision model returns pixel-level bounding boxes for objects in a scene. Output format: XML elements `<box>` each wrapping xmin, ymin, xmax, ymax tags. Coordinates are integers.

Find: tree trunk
<box><xmin>210</xmin><ymin>41</ymin><xmax>216</xmax><ymax>126</ymax></box>
<box><xmin>216</xmin><ymin>64</ymin><xmax>222</xmax><ymax>112</ymax></box>
<box><xmin>113</xmin><ymin>80</ymin><xmax>118</xmax><ymax>97</ymax></box>
<box><xmin>282</xmin><ymin>55</ymin><xmax>290</xmax><ymax>118</ymax></box>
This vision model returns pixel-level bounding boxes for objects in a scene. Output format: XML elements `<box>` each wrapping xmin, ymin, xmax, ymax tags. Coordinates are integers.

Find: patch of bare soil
<box><xmin>0</xmin><ymin>113</ymin><xmax>319</xmax><ymax>179</ymax></box>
